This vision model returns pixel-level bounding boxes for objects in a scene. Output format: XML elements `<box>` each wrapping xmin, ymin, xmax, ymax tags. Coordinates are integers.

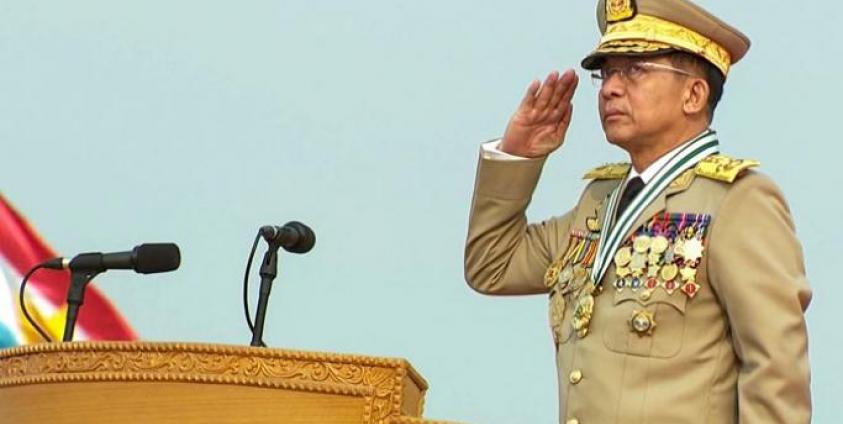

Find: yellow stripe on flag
<box><xmin>16</xmin><ymin>297</ymin><xmax>65</xmax><ymax>344</ymax></box>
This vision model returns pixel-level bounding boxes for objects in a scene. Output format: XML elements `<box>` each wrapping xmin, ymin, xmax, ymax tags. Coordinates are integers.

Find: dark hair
<box><xmin>667</xmin><ymin>51</ymin><xmax>725</xmax><ymax>121</ymax></box>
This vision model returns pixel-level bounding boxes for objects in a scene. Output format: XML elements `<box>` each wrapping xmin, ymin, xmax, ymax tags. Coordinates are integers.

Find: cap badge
<box><xmin>606</xmin><ymin>0</ymin><xmax>637</xmax><ymax>23</ymax></box>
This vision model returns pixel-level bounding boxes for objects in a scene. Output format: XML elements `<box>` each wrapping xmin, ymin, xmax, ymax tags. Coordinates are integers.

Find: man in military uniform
<box><xmin>463</xmin><ymin>0</ymin><xmax>812</xmax><ymax>423</ymax></box>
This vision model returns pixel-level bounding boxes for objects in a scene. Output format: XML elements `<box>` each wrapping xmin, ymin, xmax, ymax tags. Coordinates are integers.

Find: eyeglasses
<box><xmin>590</xmin><ymin>61</ymin><xmax>699</xmax><ymax>87</ymax></box>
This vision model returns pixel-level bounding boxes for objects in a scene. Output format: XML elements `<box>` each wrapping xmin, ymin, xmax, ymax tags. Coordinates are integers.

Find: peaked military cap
<box><xmin>581</xmin><ymin>0</ymin><xmax>751</xmax><ymax>77</ymax></box>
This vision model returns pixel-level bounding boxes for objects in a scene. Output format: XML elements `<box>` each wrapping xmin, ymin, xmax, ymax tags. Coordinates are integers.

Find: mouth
<box><xmin>602</xmin><ymin>110</ymin><xmax>626</xmax><ymax>122</ymax></box>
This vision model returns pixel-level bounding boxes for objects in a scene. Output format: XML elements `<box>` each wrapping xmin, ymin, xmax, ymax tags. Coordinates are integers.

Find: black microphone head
<box><xmin>132</xmin><ymin>243</ymin><xmax>181</xmax><ymax>274</ymax></box>
<box><xmin>283</xmin><ymin>221</ymin><xmax>315</xmax><ymax>254</ymax></box>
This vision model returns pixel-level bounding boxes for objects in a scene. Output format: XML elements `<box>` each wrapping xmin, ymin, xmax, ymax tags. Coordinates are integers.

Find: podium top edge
<box><xmin>0</xmin><ymin>341</ymin><xmax>429</xmax><ymax>389</ymax></box>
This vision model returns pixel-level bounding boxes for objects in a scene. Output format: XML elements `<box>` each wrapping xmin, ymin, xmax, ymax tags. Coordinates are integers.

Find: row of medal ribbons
<box><xmin>613</xmin><ymin>212</ymin><xmax>712</xmax><ymax>299</ymax></box>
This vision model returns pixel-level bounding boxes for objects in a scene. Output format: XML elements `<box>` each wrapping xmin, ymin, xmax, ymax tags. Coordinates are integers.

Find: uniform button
<box><xmin>569</xmin><ymin>370</ymin><xmax>583</xmax><ymax>384</ymax></box>
<box><xmin>566</xmin><ymin>419</ymin><xmax>580</xmax><ymax>424</ymax></box>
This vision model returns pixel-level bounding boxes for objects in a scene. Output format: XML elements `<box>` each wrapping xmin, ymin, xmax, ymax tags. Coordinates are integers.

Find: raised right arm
<box><xmin>464</xmin><ymin>153</ymin><xmax>575</xmax><ymax>295</ymax></box>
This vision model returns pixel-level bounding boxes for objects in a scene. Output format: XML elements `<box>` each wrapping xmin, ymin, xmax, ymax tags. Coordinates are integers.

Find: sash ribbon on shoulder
<box><xmin>589</xmin><ymin>130</ymin><xmax>720</xmax><ymax>287</ymax></box>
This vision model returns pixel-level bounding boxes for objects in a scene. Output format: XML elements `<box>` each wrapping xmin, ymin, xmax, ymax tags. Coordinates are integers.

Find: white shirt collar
<box><xmin>626</xmin><ymin>129</ymin><xmax>711</xmax><ymax>184</ymax></box>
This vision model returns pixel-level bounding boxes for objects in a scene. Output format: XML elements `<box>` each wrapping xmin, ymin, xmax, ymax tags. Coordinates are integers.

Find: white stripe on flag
<box><xmin>0</xmin><ymin>259</ymin><xmax>23</xmax><ymax>346</ymax></box>
<box><xmin>0</xmin><ymin>258</ymin><xmax>90</xmax><ymax>343</ymax></box>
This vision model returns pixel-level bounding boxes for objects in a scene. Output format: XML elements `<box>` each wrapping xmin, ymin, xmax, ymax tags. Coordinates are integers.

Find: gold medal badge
<box><xmin>544</xmin><ymin>260</ymin><xmax>563</xmax><ymax>289</ymax></box>
<box><xmin>606</xmin><ymin>0</ymin><xmax>637</xmax><ymax>23</ymax></box>
<box><xmin>629</xmin><ymin>309</ymin><xmax>657</xmax><ymax>336</ymax></box>
<box><xmin>549</xmin><ymin>289</ymin><xmax>566</xmax><ymax>343</ymax></box>
<box><xmin>571</xmin><ymin>280</ymin><xmax>597</xmax><ymax>338</ymax></box>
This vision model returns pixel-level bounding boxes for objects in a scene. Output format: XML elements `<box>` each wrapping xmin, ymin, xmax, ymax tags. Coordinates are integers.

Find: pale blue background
<box><xmin>0</xmin><ymin>1</ymin><xmax>839</xmax><ymax>422</ymax></box>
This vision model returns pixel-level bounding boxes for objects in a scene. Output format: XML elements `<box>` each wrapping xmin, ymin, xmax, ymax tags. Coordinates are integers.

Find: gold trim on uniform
<box><xmin>583</xmin><ymin>163</ymin><xmax>631</xmax><ymax>180</ymax></box>
<box><xmin>695</xmin><ymin>154</ymin><xmax>761</xmax><ymax>183</ymax></box>
<box><xmin>598</xmin><ymin>14</ymin><xmax>732</xmax><ymax>75</ymax></box>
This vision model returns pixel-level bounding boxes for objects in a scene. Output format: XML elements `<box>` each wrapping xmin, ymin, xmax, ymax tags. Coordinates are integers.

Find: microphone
<box><xmin>247</xmin><ymin>221</ymin><xmax>314</xmax><ymax>347</ymax></box>
<box><xmin>259</xmin><ymin>222</ymin><xmax>315</xmax><ymax>254</ymax></box>
<box><xmin>38</xmin><ymin>243</ymin><xmax>181</xmax><ymax>342</ymax></box>
<box><xmin>43</xmin><ymin>243</ymin><xmax>181</xmax><ymax>274</ymax></box>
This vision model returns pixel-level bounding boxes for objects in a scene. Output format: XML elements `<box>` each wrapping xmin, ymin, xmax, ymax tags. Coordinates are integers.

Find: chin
<box><xmin>602</xmin><ymin>124</ymin><xmax>633</xmax><ymax>148</ymax></box>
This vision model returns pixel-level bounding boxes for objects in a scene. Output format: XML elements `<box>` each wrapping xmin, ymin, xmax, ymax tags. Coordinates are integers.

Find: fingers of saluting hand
<box><xmin>519</xmin><ymin>79</ymin><xmax>541</xmax><ymax>110</ymax></box>
<box><xmin>553</xmin><ymin>70</ymin><xmax>578</xmax><ymax>109</ymax></box>
<box><xmin>554</xmin><ymin>103</ymin><xmax>574</xmax><ymax>139</ymax></box>
<box><xmin>552</xmin><ymin>73</ymin><xmax>578</xmax><ymax>119</ymax></box>
<box><xmin>520</xmin><ymin>70</ymin><xmax>578</xmax><ymax>116</ymax></box>
<box><xmin>534</xmin><ymin>71</ymin><xmax>560</xmax><ymax>110</ymax></box>
<box><xmin>548</xmin><ymin>69</ymin><xmax>576</xmax><ymax>110</ymax></box>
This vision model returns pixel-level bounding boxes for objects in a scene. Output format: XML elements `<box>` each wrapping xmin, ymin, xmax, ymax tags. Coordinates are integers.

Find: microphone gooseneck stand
<box><xmin>250</xmin><ymin>245</ymin><xmax>279</xmax><ymax>347</ymax></box>
<box><xmin>62</xmin><ymin>252</ymin><xmax>107</xmax><ymax>342</ymax></box>
<box><xmin>63</xmin><ymin>268</ymin><xmax>101</xmax><ymax>342</ymax></box>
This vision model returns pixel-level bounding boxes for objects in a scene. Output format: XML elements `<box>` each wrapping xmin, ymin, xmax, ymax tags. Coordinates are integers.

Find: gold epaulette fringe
<box><xmin>694</xmin><ymin>154</ymin><xmax>760</xmax><ymax>183</ymax></box>
<box><xmin>583</xmin><ymin>155</ymin><xmax>759</xmax><ymax>183</ymax></box>
<box><xmin>583</xmin><ymin>162</ymin><xmax>631</xmax><ymax>180</ymax></box>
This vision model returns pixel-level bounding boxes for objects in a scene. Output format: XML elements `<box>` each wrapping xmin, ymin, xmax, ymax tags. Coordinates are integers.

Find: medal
<box><xmin>550</xmin><ymin>290</ymin><xmax>566</xmax><ymax>325</ymax></box>
<box><xmin>572</xmin><ymin>281</ymin><xmax>596</xmax><ymax>338</ymax></box>
<box><xmin>559</xmin><ymin>264</ymin><xmax>574</xmax><ymax>285</ymax></box>
<box><xmin>630</xmin><ymin>252</ymin><xmax>647</xmax><ymax>274</ymax></box>
<box><xmin>630</xmin><ymin>277</ymin><xmax>642</xmax><ymax>291</ymax></box>
<box><xmin>664</xmin><ymin>279</ymin><xmax>678</xmax><ymax>295</ymax></box>
<box><xmin>633</xmin><ymin>235</ymin><xmax>652</xmax><ymax>253</ymax></box>
<box><xmin>673</xmin><ymin>238</ymin><xmax>686</xmax><ymax>257</ymax></box>
<box><xmin>647</xmin><ymin>264</ymin><xmax>660</xmax><ymax>277</ymax></box>
<box><xmin>681</xmin><ymin>238</ymin><xmax>704</xmax><ymax>262</ymax></box>
<box><xmin>681</xmin><ymin>281</ymin><xmax>701</xmax><ymax>298</ymax></box>
<box><xmin>586</xmin><ymin>216</ymin><xmax>601</xmax><ymax>233</ymax></box>
<box><xmin>647</xmin><ymin>253</ymin><xmax>662</xmax><ymax>265</ymax></box>
<box><xmin>664</xmin><ymin>246</ymin><xmax>675</xmax><ymax>263</ymax></box>
<box><xmin>660</xmin><ymin>263</ymin><xmax>679</xmax><ymax>281</ymax></box>
<box><xmin>569</xmin><ymin>264</ymin><xmax>589</xmax><ymax>293</ymax></box>
<box><xmin>544</xmin><ymin>257</ymin><xmax>567</xmax><ymax>289</ymax></box>
<box><xmin>614</xmin><ymin>247</ymin><xmax>632</xmax><ymax>267</ymax></box>
<box><xmin>650</xmin><ymin>235</ymin><xmax>669</xmax><ymax>254</ymax></box>
<box><xmin>629</xmin><ymin>309</ymin><xmax>657</xmax><ymax>336</ymax></box>
<box><xmin>680</xmin><ymin>266</ymin><xmax>697</xmax><ymax>282</ymax></box>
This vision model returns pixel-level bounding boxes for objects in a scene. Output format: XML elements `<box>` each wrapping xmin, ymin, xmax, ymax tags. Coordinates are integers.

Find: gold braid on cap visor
<box><xmin>597</xmin><ymin>14</ymin><xmax>732</xmax><ymax>76</ymax></box>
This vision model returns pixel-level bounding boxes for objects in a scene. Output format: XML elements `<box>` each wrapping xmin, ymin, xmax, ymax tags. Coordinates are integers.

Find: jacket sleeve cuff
<box><xmin>473</xmin><ymin>148</ymin><xmax>546</xmax><ymax>200</ymax></box>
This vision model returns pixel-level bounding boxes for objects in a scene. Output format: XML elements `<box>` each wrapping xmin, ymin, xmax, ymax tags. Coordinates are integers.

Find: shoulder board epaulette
<box><xmin>694</xmin><ymin>154</ymin><xmax>760</xmax><ymax>183</ymax></box>
<box><xmin>583</xmin><ymin>162</ymin><xmax>631</xmax><ymax>180</ymax></box>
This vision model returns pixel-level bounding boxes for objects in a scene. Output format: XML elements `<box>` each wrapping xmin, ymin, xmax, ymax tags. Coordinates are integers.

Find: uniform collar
<box><xmin>627</xmin><ymin>128</ymin><xmax>712</xmax><ymax>184</ymax></box>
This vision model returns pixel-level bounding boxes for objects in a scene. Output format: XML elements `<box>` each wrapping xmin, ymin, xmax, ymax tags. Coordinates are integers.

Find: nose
<box><xmin>600</xmin><ymin>72</ymin><xmax>625</xmax><ymax>100</ymax></box>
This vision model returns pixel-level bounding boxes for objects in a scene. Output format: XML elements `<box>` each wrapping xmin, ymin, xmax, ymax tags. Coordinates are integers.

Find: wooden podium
<box><xmin>0</xmin><ymin>342</ymin><xmax>460</xmax><ymax>424</ymax></box>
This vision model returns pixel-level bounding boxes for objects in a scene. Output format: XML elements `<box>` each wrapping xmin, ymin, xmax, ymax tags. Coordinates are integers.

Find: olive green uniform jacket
<box><xmin>464</xmin><ymin>153</ymin><xmax>812</xmax><ymax>424</ymax></box>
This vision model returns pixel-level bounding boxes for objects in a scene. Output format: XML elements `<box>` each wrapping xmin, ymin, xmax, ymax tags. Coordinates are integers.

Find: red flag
<box><xmin>0</xmin><ymin>195</ymin><xmax>136</xmax><ymax>342</ymax></box>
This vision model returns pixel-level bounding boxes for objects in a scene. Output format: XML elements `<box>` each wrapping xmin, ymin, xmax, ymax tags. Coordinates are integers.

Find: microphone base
<box><xmin>62</xmin><ymin>270</ymin><xmax>100</xmax><ymax>342</ymax></box>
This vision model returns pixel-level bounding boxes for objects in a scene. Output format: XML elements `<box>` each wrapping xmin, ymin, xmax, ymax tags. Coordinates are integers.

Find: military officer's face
<box><xmin>597</xmin><ymin>55</ymin><xmax>694</xmax><ymax>151</ymax></box>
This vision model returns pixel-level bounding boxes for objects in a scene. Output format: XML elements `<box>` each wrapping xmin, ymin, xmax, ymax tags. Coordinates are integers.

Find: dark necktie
<box><xmin>616</xmin><ymin>176</ymin><xmax>645</xmax><ymax>220</ymax></box>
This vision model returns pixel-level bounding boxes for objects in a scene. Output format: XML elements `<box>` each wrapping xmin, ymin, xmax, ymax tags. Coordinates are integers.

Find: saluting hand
<box><xmin>500</xmin><ymin>69</ymin><xmax>579</xmax><ymax>158</ymax></box>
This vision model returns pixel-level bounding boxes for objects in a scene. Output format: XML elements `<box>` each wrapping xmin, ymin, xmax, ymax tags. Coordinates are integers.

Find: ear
<box><xmin>683</xmin><ymin>78</ymin><xmax>710</xmax><ymax>116</ymax></box>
